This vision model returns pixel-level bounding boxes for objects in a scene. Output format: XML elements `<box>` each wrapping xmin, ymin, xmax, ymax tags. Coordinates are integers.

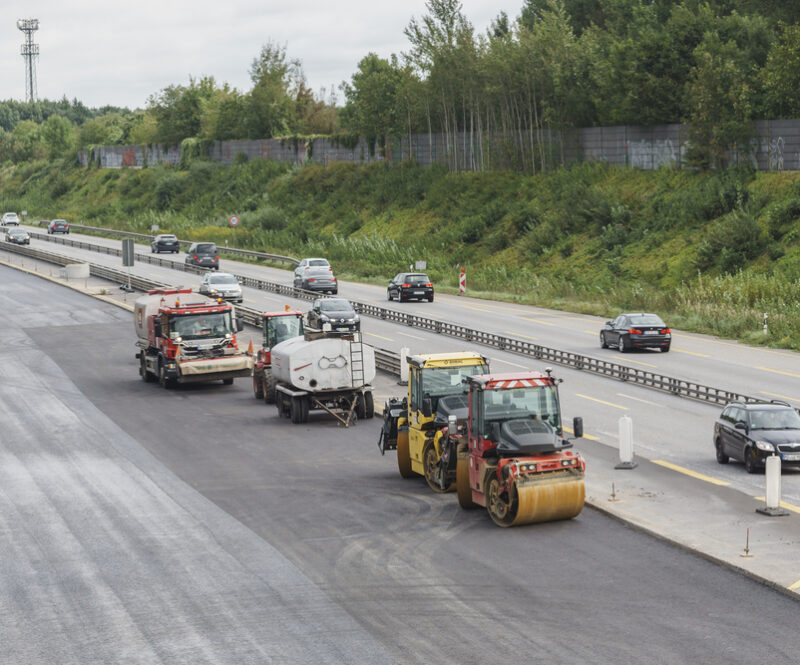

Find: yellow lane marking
<box><xmin>612</xmin><ymin>356</ymin><xmax>658</xmax><ymax>368</ymax></box>
<box><xmin>757</xmin><ymin>366</ymin><xmax>800</xmax><ymax>379</ymax></box>
<box><xmin>753</xmin><ymin>497</ymin><xmax>800</xmax><ymax>514</ymax></box>
<box><xmin>576</xmin><ymin>393</ymin><xmax>628</xmax><ymax>410</ymax></box>
<box><xmin>673</xmin><ymin>349</ymin><xmax>711</xmax><ymax>358</ymax></box>
<box><xmin>504</xmin><ymin>330</ymin><xmax>538</xmax><ymax>340</ymax></box>
<box><xmin>789</xmin><ymin>579</ymin><xmax>800</xmax><ymax>591</ymax></box>
<box><xmin>584</xmin><ymin>329</ymin><xmax>599</xmax><ymax>335</ymax></box>
<box><xmin>461</xmin><ymin>304</ymin><xmax>494</xmax><ymax>312</ymax></box>
<box><xmin>365</xmin><ymin>331</ymin><xmax>394</xmax><ymax>342</ymax></box>
<box><xmin>488</xmin><ymin>356</ymin><xmax>528</xmax><ymax>369</ymax></box>
<box><xmin>563</xmin><ymin>425</ymin><xmax>598</xmax><ymax>441</ymax></box>
<box><xmin>760</xmin><ymin>390</ymin><xmax>800</xmax><ymax>404</ymax></box>
<box><xmin>519</xmin><ymin>317</ymin><xmax>556</xmax><ymax>326</ymax></box>
<box><xmin>417</xmin><ymin>310</ymin><xmax>443</xmax><ymax>319</ymax></box>
<box><xmin>652</xmin><ymin>460</ymin><xmax>731</xmax><ymax>486</ymax></box>
<box><xmin>682</xmin><ymin>335</ymin><xmax>800</xmax><ymax>358</ymax></box>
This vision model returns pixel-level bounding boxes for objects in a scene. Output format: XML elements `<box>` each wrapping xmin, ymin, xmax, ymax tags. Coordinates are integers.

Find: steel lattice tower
<box><xmin>17</xmin><ymin>18</ymin><xmax>39</xmax><ymax>103</ymax></box>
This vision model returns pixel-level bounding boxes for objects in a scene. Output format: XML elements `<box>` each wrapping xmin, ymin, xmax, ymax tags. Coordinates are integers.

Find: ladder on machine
<box><xmin>349</xmin><ymin>333</ymin><xmax>365</xmax><ymax>388</ymax></box>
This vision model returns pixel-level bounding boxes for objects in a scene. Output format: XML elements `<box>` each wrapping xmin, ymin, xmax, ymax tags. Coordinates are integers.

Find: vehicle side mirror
<box><xmin>605</xmin><ymin>321</ymin><xmax>613</xmax><ymax>326</ymax></box>
<box><xmin>154</xmin><ymin>321</ymin><xmax>162</xmax><ymax>338</ymax></box>
<box><xmin>572</xmin><ymin>416</ymin><xmax>583</xmax><ymax>439</ymax></box>
<box><xmin>421</xmin><ymin>397</ymin><xmax>433</xmax><ymax>418</ymax></box>
<box><xmin>734</xmin><ymin>421</ymin><xmax>747</xmax><ymax>431</ymax></box>
<box><xmin>236</xmin><ymin>315</ymin><xmax>244</xmax><ymax>332</ymax></box>
<box><xmin>448</xmin><ymin>414</ymin><xmax>458</xmax><ymax>436</ymax></box>
<box><xmin>491</xmin><ymin>422</ymin><xmax>501</xmax><ymax>442</ymax></box>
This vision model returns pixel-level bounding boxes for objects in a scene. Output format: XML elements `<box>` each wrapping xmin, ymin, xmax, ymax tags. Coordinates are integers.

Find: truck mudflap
<box><xmin>177</xmin><ymin>354</ymin><xmax>254</xmax><ymax>382</ymax></box>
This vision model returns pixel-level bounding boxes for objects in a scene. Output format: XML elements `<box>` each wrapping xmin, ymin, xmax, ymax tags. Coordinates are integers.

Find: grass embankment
<box><xmin>3</xmin><ymin>158</ymin><xmax>800</xmax><ymax>348</ymax></box>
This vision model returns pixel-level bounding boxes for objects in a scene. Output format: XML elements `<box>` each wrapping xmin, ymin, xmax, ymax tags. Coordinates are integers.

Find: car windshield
<box><xmin>170</xmin><ymin>312</ymin><xmax>232</xmax><ymax>340</ymax></box>
<box><xmin>208</xmin><ymin>274</ymin><xmax>237</xmax><ymax>285</ymax></box>
<box><xmin>9</xmin><ymin>229</ymin><xmax>25</xmax><ymax>236</ymax></box>
<box><xmin>160</xmin><ymin>235</ymin><xmax>177</xmax><ymax>241</ymax></box>
<box><xmin>319</xmin><ymin>299</ymin><xmax>352</xmax><ymax>313</ymax></box>
<box><xmin>196</xmin><ymin>243</ymin><xmax>216</xmax><ymax>253</ymax></box>
<box><xmin>266</xmin><ymin>316</ymin><xmax>303</xmax><ymax>347</ymax></box>
<box><xmin>405</xmin><ymin>274</ymin><xmax>430</xmax><ymax>284</ymax></box>
<box><xmin>628</xmin><ymin>314</ymin><xmax>664</xmax><ymax>326</ymax></box>
<box><xmin>482</xmin><ymin>385</ymin><xmax>562</xmax><ymax>430</ymax></box>
<box><xmin>308</xmin><ymin>259</ymin><xmax>329</xmax><ymax>267</ymax></box>
<box><xmin>748</xmin><ymin>408</ymin><xmax>800</xmax><ymax>430</ymax></box>
<box><xmin>421</xmin><ymin>364</ymin><xmax>488</xmax><ymax>398</ymax></box>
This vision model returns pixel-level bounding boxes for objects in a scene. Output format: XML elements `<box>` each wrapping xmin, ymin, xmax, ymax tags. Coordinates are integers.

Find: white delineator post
<box><xmin>757</xmin><ymin>455</ymin><xmax>789</xmax><ymax>516</ymax></box>
<box><xmin>399</xmin><ymin>346</ymin><xmax>410</xmax><ymax>386</ymax></box>
<box><xmin>459</xmin><ymin>267</ymin><xmax>466</xmax><ymax>295</ymax></box>
<box><xmin>615</xmin><ymin>414</ymin><xmax>637</xmax><ymax>469</ymax></box>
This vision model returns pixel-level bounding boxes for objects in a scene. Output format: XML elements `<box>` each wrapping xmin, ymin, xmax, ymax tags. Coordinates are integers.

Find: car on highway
<box><xmin>714</xmin><ymin>400</ymin><xmax>800</xmax><ymax>473</ymax></box>
<box><xmin>198</xmin><ymin>271</ymin><xmax>243</xmax><ymax>303</ymax></box>
<box><xmin>151</xmin><ymin>233</ymin><xmax>180</xmax><ymax>253</ymax></box>
<box><xmin>294</xmin><ymin>258</ymin><xmax>337</xmax><ymax>294</ymax></box>
<box><xmin>306</xmin><ymin>298</ymin><xmax>360</xmax><ymax>332</ymax></box>
<box><xmin>600</xmin><ymin>312</ymin><xmax>671</xmax><ymax>352</ymax></box>
<box><xmin>1</xmin><ymin>212</ymin><xmax>20</xmax><ymax>226</ymax></box>
<box><xmin>387</xmin><ymin>272</ymin><xmax>434</xmax><ymax>302</ymax></box>
<box><xmin>47</xmin><ymin>219</ymin><xmax>70</xmax><ymax>234</ymax></box>
<box><xmin>185</xmin><ymin>242</ymin><xmax>219</xmax><ymax>270</ymax></box>
<box><xmin>5</xmin><ymin>227</ymin><xmax>30</xmax><ymax>245</ymax></box>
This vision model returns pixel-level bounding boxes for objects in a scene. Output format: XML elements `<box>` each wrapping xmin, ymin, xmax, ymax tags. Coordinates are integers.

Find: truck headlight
<box><xmin>755</xmin><ymin>440</ymin><xmax>775</xmax><ymax>452</ymax></box>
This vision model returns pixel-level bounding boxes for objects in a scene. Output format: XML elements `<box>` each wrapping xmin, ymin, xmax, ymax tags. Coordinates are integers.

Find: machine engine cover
<box><xmin>434</xmin><ymin>394</ymin><xmax>469</xmax><ymax>426</ymax></box>
<box><xmin>495</xmin><ymin>419</ymin><xmax>566</xmax><ymax>455</ymax></box>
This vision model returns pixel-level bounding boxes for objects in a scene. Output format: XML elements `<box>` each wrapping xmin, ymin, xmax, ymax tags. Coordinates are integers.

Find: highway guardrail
<box><xmin>1</xmin><ymin>239</ymin><xmax>761</xmax><ymax>407</ymax></box>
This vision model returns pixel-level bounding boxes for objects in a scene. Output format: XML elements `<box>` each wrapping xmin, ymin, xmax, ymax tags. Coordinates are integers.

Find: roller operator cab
<box><xmin>252</xmin><ymin>309</ymin><xmax>305</xmax><ymax>403</ymax></box>
<box><xmin>378</xmin><ymin>352</ymin><xmax>490</xmax><ymax>493</ymax></box>
<box><xmin>453</xmin><ymin>371</ymin><xmax>586</xmax><ymax>527</ymax></box>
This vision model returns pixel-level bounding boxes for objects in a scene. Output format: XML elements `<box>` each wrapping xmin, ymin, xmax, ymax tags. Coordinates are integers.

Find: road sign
<box><xmin>459</xmin><ymin>267</ymin><xmax>466</xmax><ymax>294</ymax></box>
<box><xmin>229</xmin><ymin>215</ymin><xmax>239</xmax><ymax>227</ymax></box>
<box><xmin>122</xmin><ymin>238</ymin><xmax>134</xmax><ymax>266</ymax></box>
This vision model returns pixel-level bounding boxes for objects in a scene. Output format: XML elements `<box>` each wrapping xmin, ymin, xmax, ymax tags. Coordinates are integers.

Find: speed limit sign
<box><xmin>229</xmin><ymin>215</ymin><xmax>239</xmax><ymax>227</ymax></box>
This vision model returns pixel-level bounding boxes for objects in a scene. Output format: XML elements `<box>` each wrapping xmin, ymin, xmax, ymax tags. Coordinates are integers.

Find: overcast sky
<box><xmin>2</xmin><ymin>1</ymin><xmax>526</xmax><ymax>110</ymax></box>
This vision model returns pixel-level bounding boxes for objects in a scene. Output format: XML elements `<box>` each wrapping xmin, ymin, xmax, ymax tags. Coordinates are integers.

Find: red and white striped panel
<box><xmin>489</xmin><ymin>378</ymin><xmax>549</xmax><ymax>390</ymax></box>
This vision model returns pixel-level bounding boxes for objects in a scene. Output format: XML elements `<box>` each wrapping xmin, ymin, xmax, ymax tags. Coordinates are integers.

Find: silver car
<box><xmin>1</xmin><ymin>212</ymin><xmax>20</xmax><ymax>226</ymax></box>
<box><xmin>198</xmin><ymin>272</ymin><xmax>243</xmax><ymax>303</ymax></box>
<box><xmin>293</xmin><ymin>257</ymin><xmax>338</xmax><ymax>294</ymax></box>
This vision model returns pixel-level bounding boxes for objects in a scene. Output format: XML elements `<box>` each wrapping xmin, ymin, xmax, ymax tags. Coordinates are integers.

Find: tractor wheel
<box><xmin>423</xmin><ymin>441</ymin><xmax>450</xmax><ymax>493</ymax></box>
<box><xmin>253</xmin><ymin>373</ymin><xmax>264</xmax><ymax>399</ymax></box>
<box><xmin>263</xmin><ymin>373</ymin><xmax>277</xmax><ymax>404</ymax></box>
<box><xmin>456</xmin><ymin>447</ymin><xmax>476</xmax><ymax>509</ymax></box>
<box><xmin>396</xmin><ymin>431</ymin><xmax>413</xmax><ymax>478</ymax></box>
<box><xmin>715</xmin><ymin>438</ymin><xmax>729</xmax><ymax>464</ymax></box>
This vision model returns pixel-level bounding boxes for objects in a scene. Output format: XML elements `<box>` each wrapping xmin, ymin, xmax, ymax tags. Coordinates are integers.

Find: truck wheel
<box><xmin>222</xmin><ymin>378</ymin><xmax>234</xmax><ymax>385</ymax></box>
<box><xmin>396</xmin><ymin>431</ymin><xmax>413</xmax><ymax>478</ymax></box>
<box><xmin>253</xmin><ymin>373</ymin><xmax>264</xmax><ymax>399</ymax></box>
<box><xmin>355</xmin><ymin>395</ymin><xmax>366</xmax><ymax>420</ymax></box>
<box><xmin>291</xmin><ymin>396</ymin><xmax>306</xmax><ymax>424</ymax></box>
<box><xmin>263</xmin><ymin>373</ymin><xmax>277</xmax><ymax>404</ymax></box>
<box><xmin>299</xmin><ymin>396</ymin><xmax>309</xmax><ymax>423</ymax></box>
<box><xmin>456</xmin><ymin>446</ymin><xmax>477</xmax><ymax>509</ymax></box>
<box><xmin>139</xmin><ymin>354</ymin><xmax>155</xmax><ymax>382</ymax></box>
<box><xmin>363</xmin><ymin>391</ymin><xmax>374</xmax><ymax>419</ymax></box>
<box><xmin>158</xmin><ymin>363</ymin><xmax>173</xmax><ymax>389</ymax></box>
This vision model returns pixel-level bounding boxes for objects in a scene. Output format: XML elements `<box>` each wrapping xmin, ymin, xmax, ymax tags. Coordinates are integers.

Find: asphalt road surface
<box><xmin>2</xmin><ymin>265</ymin><xmax>800</xmax><ymax>664</ymax></box>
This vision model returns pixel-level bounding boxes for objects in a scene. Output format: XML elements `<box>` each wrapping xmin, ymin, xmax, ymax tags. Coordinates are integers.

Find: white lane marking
<box><xmin>616</xmin><ymin>393</ymin><xmax>661</xmax><ymax>407</ymax></box>
<box><xmin>397</xmin><ymin>332</ymin><xmax>426</xmax><ymax>340</ymax></box>
<box><xmin>488</xmin><ymin>356</ymin><xmax>528</xmax><ymax>369</ymax></box>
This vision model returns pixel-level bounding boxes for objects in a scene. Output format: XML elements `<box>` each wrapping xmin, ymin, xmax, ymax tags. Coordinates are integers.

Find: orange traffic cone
<box><xmin>247</xmin><ymin>339</ymin><xmax>254</xmax><ymax>356</ymax></box>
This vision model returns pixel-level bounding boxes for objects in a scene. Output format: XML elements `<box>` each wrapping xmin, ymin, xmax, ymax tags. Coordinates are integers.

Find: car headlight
<box><xmin>755</xmin><ymin>440</ymin><xmax>775</xmax><ymax>452</ymax></box>
<box><xmin>320</xmin><ymin>315</ymin><xmax>329</xmax><ymax>321</ymax></box>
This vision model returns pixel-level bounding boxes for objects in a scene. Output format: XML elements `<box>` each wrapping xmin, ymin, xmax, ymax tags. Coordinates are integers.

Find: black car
<box><xmin>5</xmin><ymin>227</ymin><xmax>30</xmax><ymax>244</ymax></box>
<box><xmin>387</xmin><ymin>272</ymin><xmax>434</xmax><ymax>302</ymax></box>
<box><xmin>600</xmin><ymin>313</ymin><xmax>671</xmax><ymax>352</ymax></box>
<box><xmin>307</xmin><ymin>298</ymin><xmax>360</xmax><ymax>332</ymax></box>
<box><xmin>714</xmin><ymin>400</ymin><xmax>800</xmax><ymax>473</ymax></box>
<box><xmin>152</xmin><ymin>233</ymin><xmax>180</xmax><ymax>253</ymax></box>
<box><xmin>47</xmin><ymin>219</ymin><xmax>69</xmax><ymax>234</ymax></box>
<box><xmin>185</xmin><ymin>242</ymin><xmax>219</xmax><ymax>270</ymax></box>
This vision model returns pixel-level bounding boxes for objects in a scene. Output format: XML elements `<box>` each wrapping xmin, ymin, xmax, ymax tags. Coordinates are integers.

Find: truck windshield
<box><xmin>482</xmin><ymin>385</ymin><xmax>561</xmax><ymax>432</ymax></box>
<box><xmin>421</xmin><ymin>364</ymin><xmax>488</xmax><ymax>398</ymax></box>
<box><xmin>171</xmin><ymin>312</ymin><xmax>232</xmax><ymax>340</ymax></box>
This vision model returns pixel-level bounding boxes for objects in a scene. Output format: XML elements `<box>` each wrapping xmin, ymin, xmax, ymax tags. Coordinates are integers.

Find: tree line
<box><xmin>4</xmin><ymin>0</ymin><xmax>800</xmax><ymax>170</ymax></box>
